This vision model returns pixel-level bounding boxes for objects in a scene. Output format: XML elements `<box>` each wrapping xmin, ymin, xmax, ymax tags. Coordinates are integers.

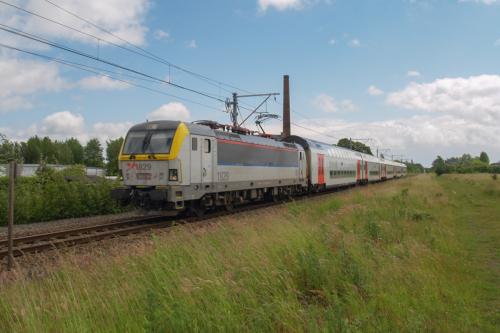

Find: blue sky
<box><xmin>1</xmin><ymin>0</ymin><xmax>500</xmax><ymax>165</ymax></box>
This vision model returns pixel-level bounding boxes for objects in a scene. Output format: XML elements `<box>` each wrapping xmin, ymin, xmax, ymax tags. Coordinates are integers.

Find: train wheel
<box><xmin>188</xmin><ymin>202</ymin><xmax>205</xmax><ymax>218</ymax></box>
<box><xmin>225</xmin><ymin>202</ymin><xmax>234</xmax><ymax>212</ymax></box>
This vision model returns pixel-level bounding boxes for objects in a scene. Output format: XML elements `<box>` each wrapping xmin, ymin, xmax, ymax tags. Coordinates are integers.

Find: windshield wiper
<box><xmin>142</xmin><ymin>132</ymin><xmax>153</xmax><ymax>153</ymax></box>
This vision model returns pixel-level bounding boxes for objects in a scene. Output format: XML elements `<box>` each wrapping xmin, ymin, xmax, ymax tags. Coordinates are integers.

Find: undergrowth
<box><xmin>0</xmin><ymin>167</ymin><xmax>126</xmax><ymax>225</ymax></box>
<box><xmin>0</xmin><ymin>174</ymin><xmax>498</xmax><ymax>332</ymax></box>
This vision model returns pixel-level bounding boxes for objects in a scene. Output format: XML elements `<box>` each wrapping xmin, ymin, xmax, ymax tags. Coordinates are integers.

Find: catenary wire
<box><xmin>40</xmin><ymin>0</ymin><xmax>253</xmax><ymax>94</ymax></box>
<box><xmin>0</xmin><ymin>23</ymin><xmax>227</xmax><ymax>104</ymax></box>
<box><xmin>0</xmin><ymin>42</ymin><xmax>225</xmax><ymax>113</ymax></box>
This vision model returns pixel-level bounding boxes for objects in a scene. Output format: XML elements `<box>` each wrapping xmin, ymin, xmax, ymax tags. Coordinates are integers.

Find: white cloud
<box><xmin>458</xmin><ymin>0</ymin><xmax>500</xmax><ymax>5</ymax></box>
<box><xmin>147</xmin><ymin>102</ymin><xmax>191</xmax><ymax>121</ymax></box>
<box><xmin>313</xmin><ymin>94</ymin><xmax>357</xmax><ymax>113</ymax></box>
<box><xmin>349</xmin><ymin>39</ymin><xmax>361</xmax><ymax>47</ymax></box>
<box><xmin>258</xmin><ymin>0</ymin><xmax>305</xmax><ymax>11</ymax></box>
<box><xmin>9</xmin><ymin>111</ymin><xmax>133</xmax><ymax>144</ymax></box>
<box><xmin>313</xmin><ymin>94</ymin><xmax>337</xmax><ymax>113</ymax></box>
<box><xmin>0</xmin><ymin>0</ymin><xmax>153</xmax><ymax>112</ymax></box>
<box><xmin>386</xmin><ymin>74</ymin><xmax>500</xmax><ymax>123</ymax></box>
<box><xmin>2</xmin><ymin>0</ymin><xmax>151</xmax><ymax>46</ymax></box>
<box><xmin>0</xmin><ymin>57</ymin><xmax>65</xmax><ymax>112</ymax></box>
<box><xmin>339</xmin><ymin>100</ymin><xmax>358</xmax><ymax>112</ymax></box>
<box><xmin>78</xmin><ymin>75</ymin><xmax>129</xmax><ymax>91</ymax></box>
<box><xmin>269</xmin><ymin>114</ymin><xmax>500</xmax><ymax>165</ymax></box>
<box><xmin>41</xmin><ymin>111</ymin><xmax>85</xmax><ymax>137</ymax></box>
<box><xmin>328</xmin><ymin>38</ymin><xmax>336</xmax><ymax>45</ymax></box>
<box><xmin>186</xmin><ymin>39</ymin><xmax>197</xmax><ymax>48</ymax></box>
<box><xmin>494</xmin><ymin>38</ymin><xmax>500</xmax><ymax>46</ymax></box>
<box><xmin>368</xmin><ymin>85</ymin><xmax>384</xmax><ymax>96</ymax></box>
<box><xmin>407</xmin><ymin>70</ymin><xmax>421</xmax><ymax>77</ymax></box>
<box><xmin>92</xmin><ymin>121</ymin><xmax>133</xmax><ymax>142</ymax></box>
<box><xmin>154</xmin><ymin>29</ymin><xmax>170</xmax><ymax>40</ymax></box>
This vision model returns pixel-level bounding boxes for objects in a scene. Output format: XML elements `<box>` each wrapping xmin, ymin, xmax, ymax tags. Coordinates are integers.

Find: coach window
<box><xmin>192</xmin><ymin>137</ymin><xmax>198</xmax><ymax>151</ymax></box>
<box><xmin>204</xmin><ymin>139</ymin><xmax>211</xmax><ymax>153</ymax></box>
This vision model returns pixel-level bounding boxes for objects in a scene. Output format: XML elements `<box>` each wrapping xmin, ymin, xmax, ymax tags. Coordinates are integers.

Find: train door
<box><xmin>318</xmin><ymin>154</ymin><xmax>325</xmax><ymax>184</ymax></box>
<box><xmin>359</xmin><ymin>158</ymin><xmax>365</xmax><ymax>183</ymax></box>
<box><xmin>299</xmin><ymin>150</ymin><xmax>306</xmax><ymax>182</ymax></box>
<box><xmin>191</xmin><ymin>136</ymin><xmax>201</xmax><ymax>185</ymax></box>
<box><xmin>357</xmin><ymin>160</ymin><xmax>361</xmax><ymax>182</ymax></box>
<box><xmin>365</xmin><ymin>161</ymin><xmax>368</xmax><ymax>181</ymax></box>
<box><xmin>202</xmin><ymin>137</ymin><xmax>213</xmax><ymax>186</ymax></box>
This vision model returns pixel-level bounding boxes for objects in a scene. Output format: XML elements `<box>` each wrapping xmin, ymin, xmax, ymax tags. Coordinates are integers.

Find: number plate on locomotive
<box><xmin>136</xmin><ymin>173</ymin><xmax>152</xmax><ymax>180</ymax></box>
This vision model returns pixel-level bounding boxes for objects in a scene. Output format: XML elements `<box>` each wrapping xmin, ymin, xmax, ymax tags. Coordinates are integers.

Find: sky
<box><xmin>1</xmin><ymin>0</ymin><xmax>500</xmax><ymax>166</ymax></box>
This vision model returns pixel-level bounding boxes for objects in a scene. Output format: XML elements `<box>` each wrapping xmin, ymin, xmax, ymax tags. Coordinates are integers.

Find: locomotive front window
<box><xmin>123</xmin><ymin>129</ymin><xmax>176</xmax><ymax>154</ymax></box>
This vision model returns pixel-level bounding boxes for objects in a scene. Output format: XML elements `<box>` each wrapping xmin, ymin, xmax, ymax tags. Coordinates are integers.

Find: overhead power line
<box><xmin>0</xmin><ymin>23</ymin><xmax>226</xmax><ymax>104</ymax></box>
<box><xmin>289</xmin><ymin>122</ymin><xmax>340</xmax><ymax>141</ymax></box>
<box><xmin>35</xmin><ymin>0</ymin><xmax>252</xmax><ymax>95</ymax></box>
<box><xmin>0</xmin><ymin>42</ymin><xmax>225</xmax><ymax>113</ymax></box>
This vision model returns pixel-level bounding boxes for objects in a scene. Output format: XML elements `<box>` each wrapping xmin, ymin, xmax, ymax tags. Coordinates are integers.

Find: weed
<box><xmin>410</xmin><ymin>209</ymin><xmax>432</xmax><ymax>222</ymax></box>
<box><xmin>287</xmin><ymin>202</ymin><xmax>303</xmax><ymax>217</ymax></box>
<box><xmin>0</xmin><ymin>174</ymin><xmax>498</xmax><ymax>332</ymax></box>
<box><xmin>364</xmin><ymin>220</ymin><xmax>383</xmax><ymax>241</ymax></box>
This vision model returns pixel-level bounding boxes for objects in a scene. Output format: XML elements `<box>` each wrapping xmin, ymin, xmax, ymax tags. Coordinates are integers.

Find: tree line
<box><xmin>337</xmin><ymin>138</ymin><xmax>373</xmax><ymax>155</ymax></box>
<box><xmin>0</xmin><ymin>134</ymin><xmax>124</xmax><ymax>176</ymax></box>
<box><xmin>431</xmin><ymin>152</ymin><xmax>499</xmax><ymax>175</ymax></box>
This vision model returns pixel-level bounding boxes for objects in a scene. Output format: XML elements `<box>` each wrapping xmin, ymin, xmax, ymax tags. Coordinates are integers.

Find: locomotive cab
<box><xmin>112</xmin><ymin>121</ymin><xmax>190</xmax><ymax>210</ymax></box>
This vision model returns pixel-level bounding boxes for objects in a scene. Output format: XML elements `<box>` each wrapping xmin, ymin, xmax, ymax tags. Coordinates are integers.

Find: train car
<box><xmin>283</xmin><ymin>136</ymin><xmax>360</xmax><ymax>190</ymax></box>
<box><xmin>111</xmin><ymin>120</ymin><xmax>306</xmax><ymax>214</ymax></box>
<box><xmin>383</xmin><ymin>160</ymin><xmax>407</xmax><ymax>179</ymax></box>
<box><xmin>361</xmin><ymin>153</ymin><xmax>383</xmax><ymax>183</ymax></box>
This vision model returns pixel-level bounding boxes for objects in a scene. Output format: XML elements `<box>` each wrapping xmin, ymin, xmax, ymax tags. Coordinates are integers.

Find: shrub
<box><xmin>0</xmin><ymin>168</ymin><xmax>126</xmax><ymax>225</ymax></box>
<box><xmin>492</xmin><ymin>174</ymin><xmax>498</xmax><ymax>181</ymax></box>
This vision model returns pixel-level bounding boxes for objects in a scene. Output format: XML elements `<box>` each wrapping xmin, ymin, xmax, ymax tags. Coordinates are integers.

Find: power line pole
<box><xmin>7</xmin><ymin>160</ymin><xmax>17</xmax><ymax>270</ymax></box>
<box><xmin>227</xmin><ymin>92</ymin><xmax>280</xmax><ymax>128</ymax></box>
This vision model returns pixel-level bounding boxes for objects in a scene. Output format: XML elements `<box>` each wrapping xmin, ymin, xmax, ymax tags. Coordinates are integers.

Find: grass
<box><xmin>0</xmin><ymin>174</ymin><xmax>498</xmax><ymax>332</ymax></box>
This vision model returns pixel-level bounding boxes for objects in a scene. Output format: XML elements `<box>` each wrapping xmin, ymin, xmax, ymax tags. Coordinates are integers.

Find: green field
<box><xmin>0</xmin><ymin>174</ymin><xmax>499</xmax><ymax>332</ymax></box>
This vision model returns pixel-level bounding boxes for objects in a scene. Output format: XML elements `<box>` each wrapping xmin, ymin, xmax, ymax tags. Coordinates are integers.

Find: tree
<box><xmin>84</xmin><ymin>138</ymin><xmax>104</xmax><ymax>167</ymax></box>
<box><xmin>66</xmin><ymin>138</ymin><xmax>84</xmax><ymax>164</ymax></box>
<box><xmin>479</xmin><ymin>152</ymin><xmax>490</xmax><ymax>164</ymax></box>
<box><xmin>40</xmin><ymin>136</ymin><xmax>58</xmax><ymax>164</ymax></box>
<box><xmin>432</xmin><ymin>156</ymin><xmax>447</xmax><ymax>176</ymax></box>
<box><xmin>23</xmin><ymin>136</ymin><xmax>42</xmax><ymax>163</ymax></box>
<box><xmin>337</xmin><ymin>138</ymin><xmax>373</xmax><ymax>155</ymax></box>
<box><xmin>0</xmin><ymin>133</ymin><xmax>23</xmax><ymax>163</ymax></box>
<box><xmin>405</xmin><ymin>162</ymin><xmax>425</xmax><ymax>174</ymax></box>
<box><xmin>53</xmin><ymin>141</ymin><xmax>74</xmax><ymax>165</ymax></box>
<box><xmin>106</xmin><ymin>137</ymin><xmax>124</xmax><ymax>176</ymax></box>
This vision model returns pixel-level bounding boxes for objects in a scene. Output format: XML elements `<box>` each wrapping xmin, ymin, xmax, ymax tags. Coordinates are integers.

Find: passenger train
<box><xmin>111</xmin><ymin>120</ymin><xmax>407</xmax><ymax>215</ymax></box>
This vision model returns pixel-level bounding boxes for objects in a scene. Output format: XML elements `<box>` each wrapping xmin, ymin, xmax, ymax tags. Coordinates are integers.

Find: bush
<box><xmin>0</xmin><ymin>168</ymin><xmax>126</xmax><ymax>225</ymax></box>
<box><xmin>492</xmin><ymin>174</ymin><xmax>498</xmax><ymax>181</ymax></box>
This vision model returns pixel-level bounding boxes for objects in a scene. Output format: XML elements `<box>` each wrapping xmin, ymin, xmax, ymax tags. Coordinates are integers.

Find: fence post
<box><xmin>7</xmin><ymin>160</ymin><xmax>16</xmax><ymax>270</ymax></box>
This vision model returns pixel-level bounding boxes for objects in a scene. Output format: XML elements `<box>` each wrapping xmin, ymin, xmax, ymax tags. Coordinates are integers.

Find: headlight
<box><xmin>169</xmin><ymin>169</ymin><xmax>178</xmax><ymax>181</ymax></box>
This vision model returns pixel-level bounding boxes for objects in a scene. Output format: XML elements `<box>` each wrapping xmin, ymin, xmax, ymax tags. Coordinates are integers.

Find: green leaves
<box><xmin>0</xmin><ymin>170</ymin><xmax>125</xmax><ymax>225</ymax></box>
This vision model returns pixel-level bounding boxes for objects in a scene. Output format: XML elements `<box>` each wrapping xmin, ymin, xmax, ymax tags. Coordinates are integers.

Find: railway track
<box><xmin>0</xmin><ymin>200</ymin><xmax>281</xmax><ymax>263</ymax></box>
<box><xmin>0</xmin><ymin>215</ymin><xmax>170</xmax><ymax>261</ymax></box>
<box><xmin>0</xmin><ymin>179</ymin><xmax>403</xmax><ymax>264</ymax></box>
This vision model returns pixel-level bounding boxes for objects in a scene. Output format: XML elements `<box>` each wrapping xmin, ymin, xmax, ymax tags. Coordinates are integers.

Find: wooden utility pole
<box><xmin>7</xmin><ymin>160</ymin><xmax>16</xmax><ymax>270</ymax></box>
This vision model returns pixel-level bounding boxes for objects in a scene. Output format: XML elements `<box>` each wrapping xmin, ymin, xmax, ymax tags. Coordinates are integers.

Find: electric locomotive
<box><xmin>111</xmin><ymin>120</ymin><xmax>307</xmax><ymax>215</ymax></box>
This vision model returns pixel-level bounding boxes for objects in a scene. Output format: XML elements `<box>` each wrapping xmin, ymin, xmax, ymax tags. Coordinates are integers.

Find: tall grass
<box><xmin>0</xmin><ymin>174</ymin><xmax>498</xmax><ymax>332</ymax></box>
